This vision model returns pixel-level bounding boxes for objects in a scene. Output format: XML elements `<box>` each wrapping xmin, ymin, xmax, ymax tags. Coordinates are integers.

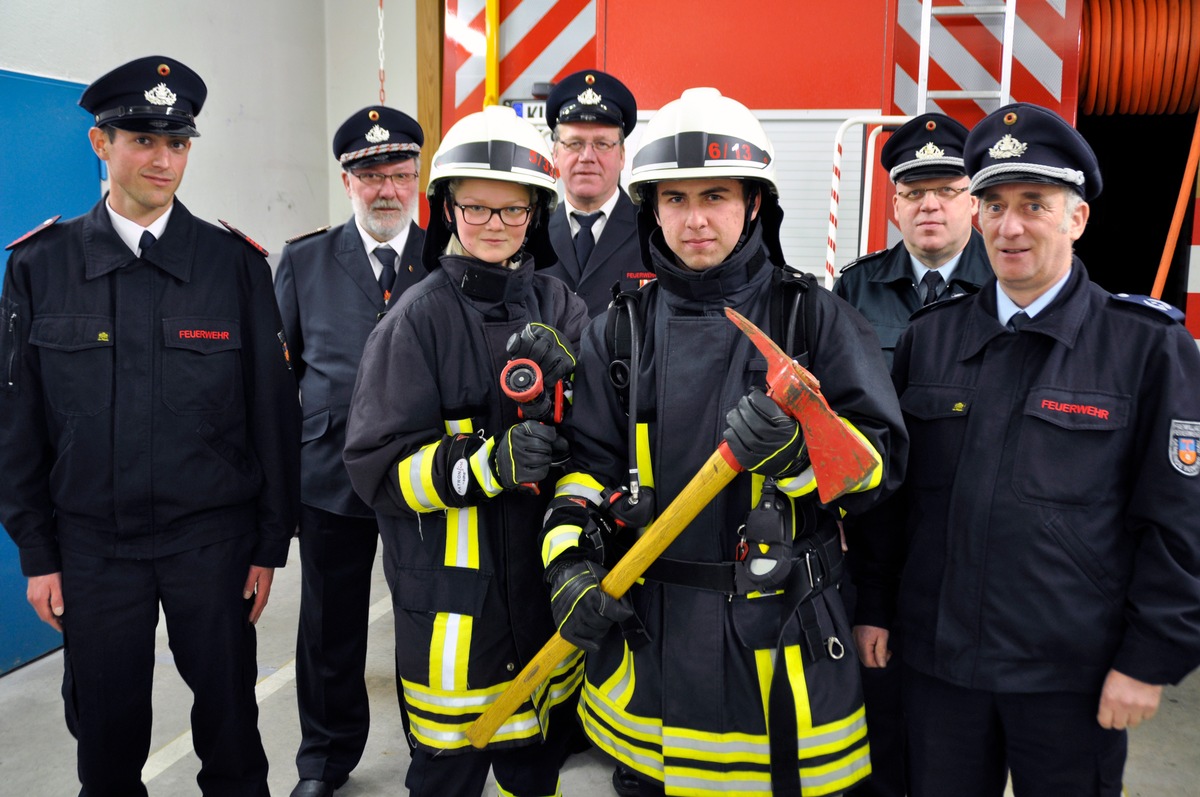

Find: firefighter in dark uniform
<box><xmin>538</xmin><ymin>88</ymin><xmax>907</xmax><ymax>796</ymax></box>
<box><xmin>836</xmin><ymin>112</ymin><xmax>991</xmax><ymax>797</ymax></box>
<box><xmin>343</xmin><ymin>106</ymin><xmax>590</xmax><ymax>797</ymax></box>
<box><xmin>0</xmin><ymin>56</ymin><xmax>300</xmax><ymax>797</ymax></box>
<box><xmin>854</xmin><ymin>103</ymin><xmax>1200</xmax><ymax>796</ymax></box>
<box><xmin>834</xmin><ymin>113</ymin><xmax>992</xmax><ymax>368</ymax></box>
<box><xmin>544</xmin><ymin>69</ymin><xmax>646</xmax><ymax>317</ymax></box>
<box><xmin>274</xmin><ymin>106</ymin><xmax>425</xmax><ymax>797</ymax></box>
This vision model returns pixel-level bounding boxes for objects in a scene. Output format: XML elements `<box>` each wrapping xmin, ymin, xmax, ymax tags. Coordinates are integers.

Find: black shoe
<box><xmin>289</xmin><ymin>776</ymin><xmax>348</xmax><ymax>797</ymax></box>
<box><xmin>612</xmin><ymin>765</ymin><xmax>642</xmax><ymax>797</ymax></box>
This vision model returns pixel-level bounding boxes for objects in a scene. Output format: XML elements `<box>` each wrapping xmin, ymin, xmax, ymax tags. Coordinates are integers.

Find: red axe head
<box><xmin>725</xmin><ymin>307</ymin><xmax>880</xmax><ymax>503</ymax></box>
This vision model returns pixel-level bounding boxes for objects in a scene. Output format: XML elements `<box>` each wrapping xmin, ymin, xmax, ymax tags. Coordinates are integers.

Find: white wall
<box><xmin>0</xmin><ymin>0</ymin><xmax>420</xmax><ymax>255</ymax></box>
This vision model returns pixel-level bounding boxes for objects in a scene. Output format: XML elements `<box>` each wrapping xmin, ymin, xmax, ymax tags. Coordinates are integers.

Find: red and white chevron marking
<box><xmin>444</xmin><ymin>0</ymin><xmax>597</xmax><ymax>130</ymax></box>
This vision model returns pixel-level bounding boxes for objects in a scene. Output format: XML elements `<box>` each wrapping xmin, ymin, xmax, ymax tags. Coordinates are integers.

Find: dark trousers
<box><xmin>294</xmin><ymin>504</ymin><xmax>382</xmax><ymax>781</ymax></box>
<box><xmin>903</xmin><ymin>666</ymin><xmax>1127</xmax><ymax>797</ymax></box>
<box><xmin>404</xmin><ymin>702</ymin><xmax>577</xmax><ymax>797</ymax></box>
<box><xmin>60</xmin><ymin>536</ymin><xmax>268</xmax><ymax>797</ymax></box>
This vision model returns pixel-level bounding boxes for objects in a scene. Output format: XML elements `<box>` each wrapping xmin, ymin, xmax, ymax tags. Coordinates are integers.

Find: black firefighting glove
<box><xmin>545</xmin><ymin>556</ymin><xmax>634</xmax><ymax>653</ymax></box>
<box><xmin>492</xmin><ymin>421</ymin><xmax>569</xmax><ymax>492</ymax></box>
<box><xmin>600</xmin><ymin>485</ymin><xmax>657</xmax><ymax>529</ymax></box>
<box><xmin>723</xmin><ymin>388</ymin><xmax>809</xmax><ymax>477</ymax></box>
<box><xmin>506</xmin><ymin>322</ymin><xmax>577</xmax><ymax>386</ymax></box>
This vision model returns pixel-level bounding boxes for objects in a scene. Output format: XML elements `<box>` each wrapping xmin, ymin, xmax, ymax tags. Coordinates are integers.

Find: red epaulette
<box><xmin>285</xmin><ymin>225</ymin><xmax>332</xmax><ymax>245</ymax></box>
<box><xmin>219</xmin><ymin>219</ymin><xmax>270</xmax><ymax>257</ymax></box>
<box><xmin>6</xmin><ymin>216</ymin><xmax>62</xmax><ymax>251</ymax></box>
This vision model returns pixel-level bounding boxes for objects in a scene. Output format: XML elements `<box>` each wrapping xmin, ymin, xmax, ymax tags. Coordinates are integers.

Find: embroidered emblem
<box><xmin>577</xmin><ymin>87</ymin><xmax>602</xmax><ymax>106</ymax></box>
<box><xmin>144</xmin><ymin>82</ymin><xmax>177</xmax><ymax>106</ymax></box>
<box><xmin>952</xmin><ymin>402</ymin><xmax>966</xmax><ymax>413</ymax></box>
<box><xmin>988</xmin><ymin>134</ymin><xmax>1027</xmax><ymax>160</ymax></box>
<box><xmin>915</xmin><ymin>142</ymin><xmax>945</xmax><ymax>159</ymax></box>
<box><xmin>98</xmin><ymin>332</ymin><xmax>110</xmax><ymax>342</ymax></box>
<box><xmin>1170</xmin><ymin>420</ymin><xmax>1200</xmax><ymax>476</ymax></box>
<box><xmin>365</xmin><ymin>124</ymin><xmax>391</xmax><ymax>144</ymax></box>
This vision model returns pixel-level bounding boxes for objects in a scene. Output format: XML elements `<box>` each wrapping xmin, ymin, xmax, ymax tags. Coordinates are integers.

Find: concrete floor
<box><xmin>0</xmin><ymin>538</ymin><xmax>1196</xmax><ymax>796</ymax></box>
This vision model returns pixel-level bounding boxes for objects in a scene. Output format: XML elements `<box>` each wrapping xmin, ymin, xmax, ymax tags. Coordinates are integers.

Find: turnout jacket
<box><xmin>833</xmin><ymin>229</ymin><xmax>992</xmax><ymax>367</ymax></box>
<box><xmin>545</xmin><ymin>228</ymin><xmax>907</xmax><ymax>796</ymax></box>
<box><xmin>274</xmin><ymin>217</ymin><xmax>425</xmax><ymax>518</ymax></box>
<box><xmin>343</xmin><ymin>253</ymin><xmax>589</xmax><ymax>753</ymax></box>
<box><xmin>545</xmin><ymin>189</ymin><xmax>646</xmax><ymax>317</ymax></box>
<box><xmin>864</xmin><ymin>262</ymin><xmax>1200</xmax><ymax>694</ymax></box>
<box><xmin>0</xmin><ymin>199</ymin><xmax>301</xmax><ymax>575</ymax></box>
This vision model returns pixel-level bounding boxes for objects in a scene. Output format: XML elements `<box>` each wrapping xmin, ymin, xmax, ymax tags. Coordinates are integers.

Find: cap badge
<box><xmin>577</xmin><ymin>87</ymin><xmax>602</xmax><ymax>106</ymax></box>
<box><xmin>144</xmin><ymin>82</ymin><xmax>178</xmax><ymax>106</ymax></box>
<box><xmin>368</xmin><ymin>109</ymin><xmax>380</xmax><ymax>121</ymax></box>
<box><xmin>365</xmin><ymin>124</ymin><xmax>391</xmax><ymax>144</ymax></box>
<box><xmin>988</xmin><ymin>134</ymin><xmax>1028</xmax><ymax>160</ymax></box>
<box><xmin>915</xmin><ymin>142</ymin><xmax>945</xmax><ymax>159</ymax></box>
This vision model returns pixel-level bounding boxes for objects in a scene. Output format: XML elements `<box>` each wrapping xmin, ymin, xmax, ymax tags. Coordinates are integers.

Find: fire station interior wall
<box><xmin>0</xmin><ymin>0</ymin><xmax>422</xmax><ymax>258</ymax></box>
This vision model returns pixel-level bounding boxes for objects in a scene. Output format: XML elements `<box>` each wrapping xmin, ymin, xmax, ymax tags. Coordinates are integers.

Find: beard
<box><xmin>352</xmin><ymin>193</ymin><xmax>416</xmax><ymax>241</ymax></box>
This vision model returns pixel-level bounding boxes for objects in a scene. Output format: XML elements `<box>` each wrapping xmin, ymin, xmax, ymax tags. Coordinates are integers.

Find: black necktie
<box><xmin>375</xmin><ymin>246</ymin><xmax>397</xmax><ymax>302</ymax></box>
<box><xmin>572</xmin><ymin>212</ymin><xmax>600</xmax><ymax>267</ymax></box>
<box><xmin>1007</xmin><ymin>310</ymin><xmax>1029</xmax><ymax>332</ymax></box>
<box><xmin>920</xmin><ymin>270</ymin><xmax>944</xmax><ymax>306</ymax></box>
<box><xmin>139</xmin><ymin>230</ymin><xmax>157</xmax><ymax>257</ymax></box>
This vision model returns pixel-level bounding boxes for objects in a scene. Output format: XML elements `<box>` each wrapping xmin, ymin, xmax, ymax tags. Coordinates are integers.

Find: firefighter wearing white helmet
<box><xmin>344</xmin><ymin>105</ymin><xmax>591</xmax><ymax>797</ymax></box>
<box><xmin>538</xmin><ymin>88</ymin><xmax>906</xmax><ymax>796</ymax></box>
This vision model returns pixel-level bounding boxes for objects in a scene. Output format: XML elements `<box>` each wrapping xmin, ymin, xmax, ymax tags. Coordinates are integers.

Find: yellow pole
<box><xmin>484</xmin><ymin>0</ymin><xmax>499</xmax><ymax>108</ymax></box>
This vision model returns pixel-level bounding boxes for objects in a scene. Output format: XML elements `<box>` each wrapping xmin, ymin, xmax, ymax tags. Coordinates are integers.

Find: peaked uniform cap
<box><xmin>79</xmin><ymin>55</ymin><xmax>206</xmax><ymax>138</ymax></box>
<box><xmin>546</xmin><ymin>70</ymin><xmax>637</xmax><ymax>137</ymax></box>
<box><xmin>965</xmin><ymin>102</ymin><xmax>1102</xmax><ymax>200</ymax></box>
<box><xmin>882</xmin><ymin>113</ymin><xmax>969</xmax><ymax>183</ymax></box>
<box><xmin>334</xmin><ymin>106</ymin><xmax>424</xmax><ymax>168</ymax></box>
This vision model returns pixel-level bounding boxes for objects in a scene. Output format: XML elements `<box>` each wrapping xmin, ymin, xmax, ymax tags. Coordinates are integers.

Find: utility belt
<box><xmin>610</xmin><ymin>526</ymin><xmax>843</xmax><ymax>600</ymax></box>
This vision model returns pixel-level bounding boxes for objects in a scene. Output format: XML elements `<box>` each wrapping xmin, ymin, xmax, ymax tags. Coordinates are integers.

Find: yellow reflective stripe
<box><xmin>597</xmin><ymin>639</ymin><xmax>637</xmax><ymax>708</ymax></box>
<box><xmin>429</xmin><ymin>612</ymin><xmax>472</xmax><ymax>691</ymax></box>
<box><xmin>446</xmin><ymin>418</ymin><xmax>473</xmax><ymax>435</ymax></box>
<box><xmin>635</xmin><ymin>422</ymin><xmax>654</xmax><ymax>489</ymax></box>
<box><xmin>542</xmin><ymin>523</ymin><xmax>582</xmax><ymax>567</ymax></box>
<box><xmin>840</xmin><ymin>419</ymin><xmax>883</xmax><ymax>492</ymax></box>
<box><xmin>754</xmin><ymin>647</ymin><xmax>774</xmax><ymax>720</ymax></box>
<box><xmin>444</xmin><ymin>506</ymin><xmax>479</xmax><ymax>569</ymax></box>
<box><xmin>661</xmin><ymin>763</ymin><xmax>771</xmax><ymax>796</ymax></box>
<box><xmin>785</xmin><ymin>644</ymin><xmax>813</xmax><ymax>731</ymax></box>
<box><xmin>554</xmin><ymin>471</ymin><xmax>605</xmax><ymax>502</ymax></box>
<box><xmin>468</xmin><ymin>435</ymin><xmax>503</xmax><ymax>497</ymax></box>
<box><xmin>776</xmin><ymin>465</ymin><xmax>818</xmax><ymax>498</ymax></box>
<box><xmin>800</xmin><ymin>742</ymin><xmax>871</xmax><ymax>795</ymax></box>
<box><xmin>397</xmin><ymin>442</ymin><xmax>446</xmax><ymax>512</ymax></box>
<box><xmin>580</xmin><ymin>680</ymin><xmax>664</xmax><ymax>774</ymax></box>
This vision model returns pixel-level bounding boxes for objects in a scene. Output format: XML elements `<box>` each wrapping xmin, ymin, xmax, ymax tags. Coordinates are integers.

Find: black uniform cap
<box><xmin>546</xmin><ymin>70</ymin><xmax>637</xmax><ymax>137</ymax></box>
<box><xmin>79</xmin><ymin>55</ymin><xmax>207</xmax><ymax>138</ymax></box>
<box><xmin>334</xmin><ymin>106</ymin><xmax>424</xmax><ymax>169</ymax></box>
<box><xmin>965</xmin><ymin>102</ymin><xmax>1102</xmax><ymax>200</ymax></box>
<box><xmin>882</xmin><ymin>113</ymin><xmax>969</xmax><ymax>183</ymax></box>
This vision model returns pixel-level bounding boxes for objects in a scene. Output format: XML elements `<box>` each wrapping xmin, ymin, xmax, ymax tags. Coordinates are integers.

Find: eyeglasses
<box><xmin>352</xmin><ymin>171</ymin><xmax>420</xmax><ymax>188</ymax></box>
<box><xmin>557</xmin><ymin>139</ymin><xmax>621</xmax><ymax>154</ymax></box>
<box><xmin>454</xmin><ymin>203</ymin><xmax>533</xmax><ymax>226</ymax></box>
<box><xmin>896</xmin><ymin>186</ymin><xmax>970</xmax><ymax>203</ymax></box>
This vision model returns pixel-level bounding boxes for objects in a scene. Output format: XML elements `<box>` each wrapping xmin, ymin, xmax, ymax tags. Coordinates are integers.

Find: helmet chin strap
<box><xmin>732</xmin><ymin>181</ymin><xmax>761</xmax><ymax>257</ymax></box>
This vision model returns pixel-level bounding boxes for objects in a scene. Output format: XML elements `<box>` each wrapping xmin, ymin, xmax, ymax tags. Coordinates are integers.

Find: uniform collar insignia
<box><xmin>577</xmin><ymin>87</ymin><xmax>602</xmax><ymax>106</ymax></box>
<box><xmin>365</xmin><ymin>124</ymin><xmax>391</xmax><ymax>144</ymax></box>
<box><xmin>144</xmin><ymin>83</ymin><xmax>178</xmax><ymax>106</ymax></box>
<box><xmin>915</xmin><ymin>142</ymin><xmax>945</xmax><ymax>159</ymax></box>
<box><xmin>988</xmin><ymin>134</ymin><xmax>1028</xmax><ymax>160</ymax></box>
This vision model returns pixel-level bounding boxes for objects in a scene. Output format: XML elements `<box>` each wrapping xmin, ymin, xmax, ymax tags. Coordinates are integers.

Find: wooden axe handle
<box><xmin>465</xmin><ymin>443</ymin><xmax>742</xmax><ymax>748</ymax></box>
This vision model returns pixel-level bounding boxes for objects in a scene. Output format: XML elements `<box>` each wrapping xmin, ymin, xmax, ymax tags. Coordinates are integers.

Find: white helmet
<box><xmin>628</xmin><ymin>87</ymin><xmax>778</xmax><ymax>203</ymax></box>
<box><xmin>427</xmin><ymin>105</ymin><xmax>558</xmax><ymax>212</ymax></box>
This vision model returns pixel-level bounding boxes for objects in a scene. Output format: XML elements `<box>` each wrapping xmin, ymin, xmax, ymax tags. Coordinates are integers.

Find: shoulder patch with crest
<box><xmin>1170</xmin><ymin>420</ymin><xmax>1200</xmax><ymax>477</ymax></box>
<box><xmin>1110</xmin><ymin>293</ymin><xmax>1185</xmax><ymax>323</ymax></box>
<box><xmin>6</xmin><ymin>216</ymin><xmax>62</xmax><ymax>251</ymax></box>
<box><xmin>219</xmin><ymin>219</ymin><xmax>269</xmax><ymax>257</ymax></box>
<box><xmin>284</xmin><ymin>225</ymin><xmax>332</xmax><ymax>245</ymax></box>
<box><xmin>838</xmin><ymin>248</ymin><xmax>887</xmax><ymax>275</ymax></box>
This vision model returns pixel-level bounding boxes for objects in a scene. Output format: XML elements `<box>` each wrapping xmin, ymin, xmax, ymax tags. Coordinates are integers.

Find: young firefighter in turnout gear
<box><xmin>342</xmin><ymin>106</ymin><xmax>590</xmax><ymax>797</ymax></box>
<box><xmin>539</xmin><ymin>88</ymin><xmax>907</xmax><ymax>796</ymax></box>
